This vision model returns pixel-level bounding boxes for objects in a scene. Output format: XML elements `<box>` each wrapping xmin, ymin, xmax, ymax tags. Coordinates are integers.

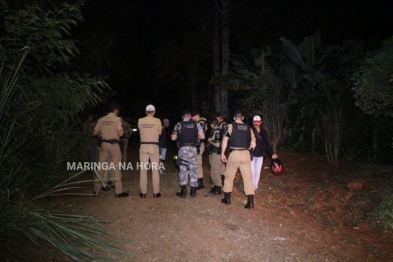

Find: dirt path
<box><xmin>56</xmin><ymin>140</ymin><xmax>393</xmax><ymax>262</ymax></box>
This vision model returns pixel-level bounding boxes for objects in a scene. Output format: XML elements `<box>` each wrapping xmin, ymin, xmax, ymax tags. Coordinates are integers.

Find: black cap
<box><xmin>213</xmin><ymin>112</ymin><xmax>221</xmax><ymax>118</ymax></box>
<box><xmin>108</xmin><ymin>103</ymin><xmax>120</xmax><ymax>112</ymax></box>
<box><xmin>191</xmin><ymin>110</ymin><xmax>200</xmax><ymax>117</ymax></box>
<box><xmin>181</xmin><ymin>109</ymin><xmax>191</xmax><ymax>116</ymax></box>
<box><xmin>233</xmin><ymin>109</ymin><xmax>243</xmax><ymax>117</ymax></box>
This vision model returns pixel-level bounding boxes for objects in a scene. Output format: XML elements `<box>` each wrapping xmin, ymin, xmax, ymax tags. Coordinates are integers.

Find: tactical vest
<box><xmin>197</xmin><ymin>118</ymin><xmax>207</xmax><ymax>144</ymax></box>
<box><xmin>229</xmin><ymin>122</ymin><xmax>251</xmax><ymax>149</ymax></box>
<box><xmin>209</xmin><ymin>121</ymin><xmax>226</xmax><ymax>144</ymax></box>
<box><xmin>177</xmin><ymin>120</ymin><xmax>198</xmax><ymax>147</ymax></box>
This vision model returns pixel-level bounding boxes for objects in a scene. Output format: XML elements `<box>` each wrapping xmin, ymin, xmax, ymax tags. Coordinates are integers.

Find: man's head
<box><xmin>108</xmin><ymin>103</ymin><xmax>120</xmax><ymax>115</ymax></box>
<box><xmin>191</xmin><ymin>110</ymin><xmax>200</xmax><ymax>121</ymax></box>
<box><xmin>146</xmin><ymin>104</ymin><xmax>156</xmax><ymax>115</ymax></box>
<box><xmin>253</xmin><ymin>115</ymin><xmax>262</xmax><ymax>128</ymax></box>
<box><xmin>233</xmin><ymin>109</ymin><xmax>244</xmax><ymax>121</ymax></box>
<box><xmin>213</xmin><ymin>112</ymin><xmax>223</xmax><ymax>122</ymax></box>
<box><xmin>181</xmin><ymin>109</ymin><xmax>191</xmax><ymax>120</ymax></box>
<box><xmin>163</xmin><ymin>118</ymin><xmax>170</xmax><ymax>127</ymax></box>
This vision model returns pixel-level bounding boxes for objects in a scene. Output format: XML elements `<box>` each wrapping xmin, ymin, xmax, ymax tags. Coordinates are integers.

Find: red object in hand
<box><xmin>271</xmin><ymin>158</ymin><xmax>283</xmax><ymax>175</ymax></box>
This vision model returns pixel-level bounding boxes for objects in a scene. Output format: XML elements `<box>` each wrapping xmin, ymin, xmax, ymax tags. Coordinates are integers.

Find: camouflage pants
<box><xmin>178</xmin><ymin>146</ymin><xmax>198</xmax><ymax>187</ymax></box>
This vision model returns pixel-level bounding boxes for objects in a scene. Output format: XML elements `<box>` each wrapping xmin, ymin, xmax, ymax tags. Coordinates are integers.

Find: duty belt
<box><xmin>229</xmin><ymin>148</ymin><xmax>248</xmax><ymax>151</ymax></box>
<box><xmin>101</xmin><ymin>139</ymin><xmax>120</xmax><ymax>144</ymax></box>
<box><xmin>140</xmin><ymin>142</ymin><xmax>159</xmax><ymax>145</ymax></box>
<box><xmin>179</xmin><ymin>143</ymin><xmax>197</xmax><ymax>147</ymax></box>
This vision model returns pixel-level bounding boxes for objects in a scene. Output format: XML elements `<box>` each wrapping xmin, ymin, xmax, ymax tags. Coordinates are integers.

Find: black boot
<box><xmin>244</xmin><ymin>195</ymin><xmax>254</xmax><ymax>209</ymax></box>
<box><xmin>209</xmin><ymin>185</ymin><xmax>222</xmax><ymax>195</ymax></box>
<box><xmin>221</xmin><ymin>192</ymin><xmax>231</xmax><ymax>205</ymax></box>
<box><xmin>221</xmin><ymin>175</ymin><xmax>225</xmax><ymax>186</ymax></box>
<box><xmin>176</xmin><ymin>185</ymin><xmax>187</xmax><ymax>198</ymax></box>
<box><xmin>190</xmin><ymin>187</ymin><xmax>197</xmax><ymax>197</ymax></box>
<box><xmin>196</xmin><ymin>178</ymin><xmax>204</xmax><ymax>190</ymax></box>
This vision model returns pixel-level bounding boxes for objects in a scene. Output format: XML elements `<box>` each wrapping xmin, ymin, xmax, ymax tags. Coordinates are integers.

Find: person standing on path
<box><xmin>221</xmin><ymin>109</ymin><xmax>256</xmax><ymax>208</ymax></box>
<box><xmin>138</xmin><ymin>104</ymin><xmax>162</xmax><ymax>198</ymax></box>
<box><xmin>93</xmin><ymin>103</ymin><xmax>129</xmax><ymax>198</ymax></box>
<box><xmin>207</xmin><ymin>112</ymin><xmax>227</xmax><ymax>195</ymax></box>
<box><xmin>159</xmin><ymin>118</ymin><xmax>170</xmax><ymax>175</ymax></box>
<box><xmin>190</xmin><ymin>110</ymin><xmax>208</xmax><ymax>190</ymax></box>
<box><xmin>171</xmin><ymin>110</ymin><xmax>205</xmax><ymax>198</ymax></box>
<box><xmin>250</xmin><ymin>115</ymin><xmax>278</xmax><ymax>192</ymax></box>
<box><xmin>121</xmin><ymin>116</ymin><xmax>132</xmax><ymax>164</ymax></box>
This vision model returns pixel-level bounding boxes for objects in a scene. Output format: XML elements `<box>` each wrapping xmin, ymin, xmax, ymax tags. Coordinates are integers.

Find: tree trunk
<box><xmin>213</xmin><ymin>2</ymin><xmax>221</xmax><ymax>112</ymax></box>
<box><xmin>220</xmin><ymin>0</ymin><xmax>230</xmax><ymax>117</ymax></box>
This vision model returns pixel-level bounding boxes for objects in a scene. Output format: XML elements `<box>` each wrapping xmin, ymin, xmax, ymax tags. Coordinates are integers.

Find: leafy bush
<box><xmin>370</xmin><ymin>195</ymin><xmax>393</xmax><ymax>231</ymax></box>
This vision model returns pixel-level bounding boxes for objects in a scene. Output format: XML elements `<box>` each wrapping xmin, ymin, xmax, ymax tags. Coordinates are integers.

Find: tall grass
<box><xmin>0</xmin><ymin>30</ymin><xmax>126</xmax><ymax>262</ymax></box>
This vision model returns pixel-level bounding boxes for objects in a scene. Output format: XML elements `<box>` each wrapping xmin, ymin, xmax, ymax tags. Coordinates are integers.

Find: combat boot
<box><xmin>209</xmin><ymin>185</ymin><xmax>222</xmax><ymax>195</ymax></box>
<box><xmin>176</xmin><ymin>185</ymin><xmax>187</xmax><ymax>198</ymax></box>
<box><xmin>221</xmin><ymin>175</ymin><xmax>225</xmax><ymax>186</ymax></box>
<box><xmin>190</xmin><ymin>187</ymin><xmax>197</xmax><ymax>197</ymax></box>
<box><xmin>244</xmin><ymin>195</ymin><xmax>254</xmax><ymax>209</ymax></box>
<box><xmin>196</xmin><ymin>178</ymin><xmax>204</xmax><ymax>190</ymax></box>
<box><xmin>221</xmin><ymin>192</ymin><xmax>231</xmax><ymax>205</ymax></box>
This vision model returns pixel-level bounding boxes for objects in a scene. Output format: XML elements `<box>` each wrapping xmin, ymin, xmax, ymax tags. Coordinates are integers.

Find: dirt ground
<box><xmin>50</xmin><ymin>139</ymin><xmax>393</xmax><ymax>262</ymax></box>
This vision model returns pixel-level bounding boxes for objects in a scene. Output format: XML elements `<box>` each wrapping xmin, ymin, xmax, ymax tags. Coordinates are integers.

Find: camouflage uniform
<box><xmin>178</xmin><ymin>146</ymin><xmax>198</xmax><ymax>187</ymax></box>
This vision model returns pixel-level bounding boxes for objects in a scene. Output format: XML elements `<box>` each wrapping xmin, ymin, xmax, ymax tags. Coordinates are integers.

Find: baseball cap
<box><xmin>146</xmin><ymin>104</ymin><xmax>155</xmax><ymax>111</ymax></box>
<box><xmin>163</xmin><ymin>118</ymin><xmax>170</xmax><ymax>123</ymax></box>
<box><xmin>213</xmin><ymin>112</ymin><xmax>221</xmax><ymax>118</ymax></box>
<box><xmin>253</xmin><ymin>115</ymin><xmax>262</xmax><ymax>122</ymax></box>
<box><xmin>191</xmin><ymin>110</ymin><xmax>200</xmax><ymax>117</ymax></box>
<box><xmin>181</xmin><ymin>109</ymin><xmax>191</xmax><ymax>116</ymax></box>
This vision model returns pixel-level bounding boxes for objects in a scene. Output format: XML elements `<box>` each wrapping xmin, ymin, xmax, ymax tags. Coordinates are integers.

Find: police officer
<box><xmin>138</xmin><ymin>104</ymin><xmax>162</xmax><ymax>198</ymax></box>
<box><xmin>159</xmin><ymin>118</ymin><xmax>170</xmax><ymax>175</ymax></box>
<box><xmin>93</xmin><ymin>103</ymin><xmax>129</xmax><ymax>198</ymax></box>
<box><xmin>190</xmin><ymin>110</ymin><xmax>208</xmax><ymax>190</ymax></box>
<box><xmin>121</xmin><ymin>116</ymin><xmax>132</xmax><ymax>163</ymax></box>
<box><xmin>207</xmin><ymin>112</ymin><xmax>227</xmax><ymax>195</ymax></box>
<box><xmin>171</xmin><ymin>110</ymin><xmax>205</xmax><ymax>198</ymax></box>
<box><xmin>221</xmin><ymin>109</ymin><xmax>256</xmax><ymax>208</ymax></box>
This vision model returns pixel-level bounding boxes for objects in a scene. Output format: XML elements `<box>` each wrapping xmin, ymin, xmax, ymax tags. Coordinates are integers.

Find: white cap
<box><xmin>253</xmin><ymin>115</ymin><xmax>262</xmax><ymax>122</ymax></box>
<box><xmin>146</xmin><ymin>104</ymin><xmax>155</xmax><ymax>111</ymax></box>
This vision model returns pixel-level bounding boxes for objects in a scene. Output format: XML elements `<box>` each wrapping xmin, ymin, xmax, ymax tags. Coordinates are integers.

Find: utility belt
<box><xmin>178</xmin><ymin>143</ymin><xmax>197</xmax><ymax>148</ymax></box>
<box><xmin>100</xmin><ymin>139</ymin><xmax>124</xmax><ymax>152</ymax></box>
<box><xmin>208</xmin><ymin>145</ymin><xmax>221</xmax><ymax>154</ymax></box>
<box><xmin>140</xmin><ymin>142</ymin><xmax>159</xmax><ymax>145</ymax></box>
<box><xmin>101</xmin><ymin>139</ymin><xmax>120</xmax><ymax>144</ymax></box>
<box><xmin>228</xmin><ymin>148</ymin><xmax>253</xmax><ymax>160</ymax></box>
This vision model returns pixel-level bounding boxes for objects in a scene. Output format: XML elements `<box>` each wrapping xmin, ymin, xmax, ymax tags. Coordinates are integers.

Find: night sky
<box><xmin>78</xmin><ymin>0</ymin><xmax>393</xmax><ymax>118</ymax></box>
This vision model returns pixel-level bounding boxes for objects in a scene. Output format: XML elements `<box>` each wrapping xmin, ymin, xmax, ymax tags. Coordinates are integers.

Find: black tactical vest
<box><xmin>177</xmin><ymin>120</ymin><xmax>198</xmax><ymax>147</ymax></box>
<box><xmin>228</xmin><ymin>122</ymin><xmax>251</xmax><ymax>149</ymax></box>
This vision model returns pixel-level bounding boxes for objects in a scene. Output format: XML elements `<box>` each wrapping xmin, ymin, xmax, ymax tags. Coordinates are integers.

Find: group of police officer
<box><xmin>92</xmin><ymin>103</ymin><xmax>277</xmax><ymax>209</ymax></box>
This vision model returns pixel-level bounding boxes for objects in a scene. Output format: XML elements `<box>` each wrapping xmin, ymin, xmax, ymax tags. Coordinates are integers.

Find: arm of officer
<box><xmin>250</xmin><ymin>129</ymin><xmax>256</xmax><ymax>150</ymax></box>
<box><xmin>171</xmin><ymin>122</ymin><xmax>180</xmax><ymax>141</ymax></box>
<box><xmin>221</xmin><ymin>136</ymin><xmax>229</xmax><ymax>163</ymax></box>
<box><xmin>197</xmin><ymin>122</ymin><xmax>205</xmax><ymax>140</ymax></box>
<box><xmin>117</xmin><ymin>119</ymin><xmax>124</xmax><ymax>137</ymax></box>
<box><xmin>157</xmin><ymin>119</ymin><xmax>162</xmax><ymax>136</ymax></box>
<box><xmin>93</xmin><ymin>121</ymin><xmax>100</xmax><ymax>136</ymax></box>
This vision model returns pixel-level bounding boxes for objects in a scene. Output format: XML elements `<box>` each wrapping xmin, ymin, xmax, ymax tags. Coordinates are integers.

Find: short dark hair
<box><xmin>191</xmin><ymin>110</ymin><xmax>200</xmax><ymax>117</ymax></box>
<box><xmin>213</xmin><ymin>112</ymin><xmax>221</xmax><ymax>118</ymax></box>
<box><xmin>108</xmin><ymin>103</ymin><xmax>120</xmax><ymax>112</ymax></box>
<box><xmin>233</xmin><ymin>109</ymin><xmax>243</xmax><ymax>118</ymax></box>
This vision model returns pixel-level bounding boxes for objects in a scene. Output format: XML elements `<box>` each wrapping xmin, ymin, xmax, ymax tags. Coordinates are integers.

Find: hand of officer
<box><xmin>221</xmin><ymin>154</ymin><xmax>227</xmax><ymax>163</ymax></box>
<box><xmin>272</xmin><ymin>154</ymin><xmax>278</xmax><ymax>159</ymax></box>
